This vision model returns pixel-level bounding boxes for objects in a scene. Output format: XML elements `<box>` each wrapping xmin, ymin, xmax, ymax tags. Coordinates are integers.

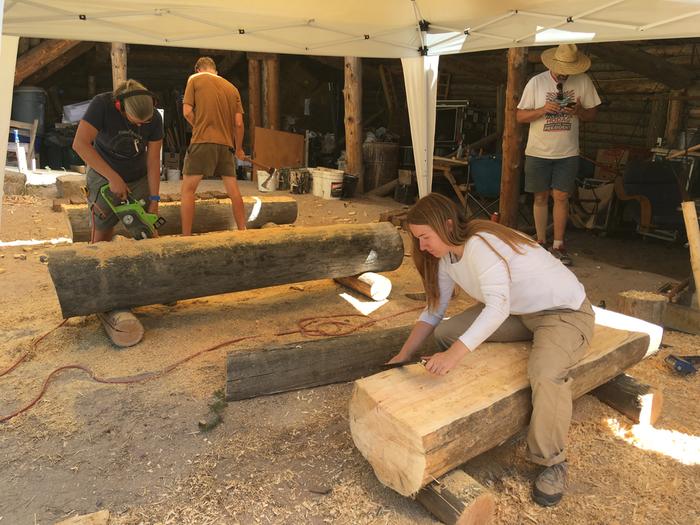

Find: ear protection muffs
<box><xmin>113</xmin><ymin>89</ymin><xmax>158</xmax><ymax>114</ymax></box>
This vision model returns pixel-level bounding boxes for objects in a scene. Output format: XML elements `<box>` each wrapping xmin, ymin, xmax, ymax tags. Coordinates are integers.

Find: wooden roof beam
<box><xmin>14</xmin><ymin>39</ymin><xmax>83</xmax><ymax>86</ymax></box>
<box><xmin>588</xmin><ymin>42</ymin><xmax>694</xmax><ymax>90</ymax></box>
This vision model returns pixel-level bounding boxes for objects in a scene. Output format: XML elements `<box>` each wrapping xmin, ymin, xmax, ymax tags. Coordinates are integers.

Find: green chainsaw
<box><xmin>99</xmin><ymin>184</ymin><xmax>166</xmax><ymax>240</ymax></box>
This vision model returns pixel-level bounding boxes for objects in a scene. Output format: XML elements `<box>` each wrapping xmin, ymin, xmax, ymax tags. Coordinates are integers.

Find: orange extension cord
<box><xmin>0</xmin><ymin>306</ymin><xmax>423</xmax><ymax>423</ymax></box>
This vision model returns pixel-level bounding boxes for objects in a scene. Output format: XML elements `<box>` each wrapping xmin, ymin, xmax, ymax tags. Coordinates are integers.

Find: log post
<box><xmin>263</xmin><ymin>54</ymin><xmax>280</xmax><ymax>130</ymax></box>
<box><xmin>499</xmin><ymin>47</ymin><xmax>527</xmax><ymax>227</ymax></box>
<box><xmin>48</xmin><ymin>223</ymin><xmax>404</xmax><ymax>318</ymax></box>
<box><xmin>344</xmin><ymin>57</ymin><xmax>364</xmax><ymax>193</ymax></box>
<box><xmin>495</xmin><ymin>84</ymin><xmax>506</xmax><ymax>153</ymax></box>
<box><xmin>110</xmin><ymin>43</ymin><xmax>127</xmax><ymax>88</ymax></box>
<box><xmin>591</xmin><ymin>373</ymin><xmax>663</xmax><ymax>426</ymax></box>
<box><xmin>664</xmin><ymin>89</ymin><xmax>685</xmax><ymax>149</ymax></box>
<box><xmin>416</xmin><ymin>469</ymin><xmax>496</xmax><ymax>525</ymax></box>
<box><xmin>248</xmin><ymin>57</ymin><xmax>262</xmax><ymax>154</ymax></box>
<box><xmin>681</xmin><ymin>201</ymin><xmax>700</xmax><ymax>308</ymax></box>
<box><xmin>646</xmin><ymin>98</ymin><xmax>668</xmax><ymax>148</ymax></box>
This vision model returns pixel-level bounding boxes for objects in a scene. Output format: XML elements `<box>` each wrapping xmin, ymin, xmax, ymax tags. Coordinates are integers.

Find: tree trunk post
<box><xmin>110</xmin><ymin>42</ymin><xmax>127</xmax><ymax>89</ymax></box>
<box><xmin>499</xmin><ymin>47</ymin><xmax>527</xmax><ymax>228</ymax></box>
<box><xmin>344</xmin><ymin>56</ymin><xmax>364</xmax><ymax>193</ymax></box>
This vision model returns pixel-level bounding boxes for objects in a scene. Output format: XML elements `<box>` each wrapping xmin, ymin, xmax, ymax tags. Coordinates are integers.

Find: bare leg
<box><xmin>181</xmin><ymin>174</ymin><xmax>203</xmax><ymax>236</ymax></box>
<box><xmin>222</xmin><ymin>176</ymin><xmax>247</xmax><ymax>230</ymax></box>
<box><xmin>551</xmin><ymin>189</ymin><xmax>570</xmax><ymax>245</ymax></box>
<box><xmin>91</xmin><ymin>226</ymin><xmax>115</xmax><ymax>243</ymax></box>
<box><xmin>533</xmin><ymin>191</ymin><xmax>550</xmax><ymax>243</ymax></box>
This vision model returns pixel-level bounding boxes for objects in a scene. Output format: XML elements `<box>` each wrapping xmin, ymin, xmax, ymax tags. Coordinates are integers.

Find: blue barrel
<box><xmin>11</xmin><ymin>86</ymin><xmax>47</xmax><ymax>134</ymax></box>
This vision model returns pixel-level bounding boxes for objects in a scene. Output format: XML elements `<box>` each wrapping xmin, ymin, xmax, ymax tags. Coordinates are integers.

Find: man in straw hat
<box><xmin>517</xmin><ymin>43</ymin><xmax>600</xmax><ymax>267</ymax></box>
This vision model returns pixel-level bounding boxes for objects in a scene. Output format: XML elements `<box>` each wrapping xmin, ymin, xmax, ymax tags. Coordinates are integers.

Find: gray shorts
<box><xmin>86</xmin><ymin>168</ymin><xmax>149</xmax><ymax>231</ymax></box>
<box><xmin>524</xmin><ymin>156</ymin><xmax>579</xmax><ymax>194</ymax></box>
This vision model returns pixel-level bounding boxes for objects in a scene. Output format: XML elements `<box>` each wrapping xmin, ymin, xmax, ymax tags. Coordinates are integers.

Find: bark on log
<box><xmin>14</xmin><ymin>39</ymin><xmax>82</xmax><ymax>86</ymax></box>
<box><xmin>344</xmin><ymin>57</ymin><xmax>364</xmax><ymax>193</ymax></box>
<box><xmin>500</xmin><ymin>47</ymin><xmax>527</xmax><ymax>227</ymax></box>
<box><xmin>48</xmin><ymin>222</ymin><xmax>404</xmax><ymax>318</ymax></box>
<box><xmin>682</xmin><ymin>201</ymin><xmax>700</xmax><ymax>309</ymax></box>
<box><xmin>334</xmin><ymin>272</ymin><xmax>392</xmax><ymax>301</ymax></box>
<box><xmin>416</xmin><ymin>469</ymin><xmax>496</xmax><ymax>525</ymax></box>
<box><xmin>349</xmin><ymin>309</ymin><xmax>661</xmax><ymax>496</ymax></box>
<box><xmin>591</xmin><ymin>373</ymin><xmax>663</xmax><ymax>425</ymax></box>
<box><xmin>226</xmin><ymin>325</ymin><xmax>437</xmax><ymax>401</ymax></box>
<box><xmin>63</xmin><ymin>196</ymin><xmax>298</xmax><ymax>242</ymax></box>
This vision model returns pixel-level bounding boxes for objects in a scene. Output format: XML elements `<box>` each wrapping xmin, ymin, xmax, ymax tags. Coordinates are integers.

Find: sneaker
<box><xmin>550</xmin><ymin>246</ymin><xmax>572</xmax><ymax>266</ymax></box>
<box><xmin>533</xmin><ymin>461</ymin><xmax>568</xmax><ymax>507</ymax></box>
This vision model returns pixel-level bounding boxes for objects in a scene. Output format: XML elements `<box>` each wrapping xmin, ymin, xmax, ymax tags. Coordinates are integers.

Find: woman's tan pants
<box><xmin>434</xmin><ymin>299</ymin><xmax>595</xmax><ymax>466</ymax></box>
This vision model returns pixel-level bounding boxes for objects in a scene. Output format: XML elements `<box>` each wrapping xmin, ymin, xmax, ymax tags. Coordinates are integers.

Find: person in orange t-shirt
<box><xmin>181</xmin><ymin>56</ymin><xmax>246</xmax><ymax>235</ymax></box>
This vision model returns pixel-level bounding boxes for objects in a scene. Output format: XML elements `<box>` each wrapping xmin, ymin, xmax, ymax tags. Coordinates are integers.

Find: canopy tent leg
<box><xmin>0</xmin><ymin>34</ymin><xmax>20</xmax><ymax>235</ymax></box>
<box><xmin>401</xmin><ymin>55</ymin><xmax>439</xmax><ymax>198</ymax></box>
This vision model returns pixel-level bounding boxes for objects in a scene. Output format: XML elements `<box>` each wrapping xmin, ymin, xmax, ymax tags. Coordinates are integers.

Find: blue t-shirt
<box><xmin>82</xmin><ymin>92</ymin><xmax>163</xmax><ymax>182</ymax></box>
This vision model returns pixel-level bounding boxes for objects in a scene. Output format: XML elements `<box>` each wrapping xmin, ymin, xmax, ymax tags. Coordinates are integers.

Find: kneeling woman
<box><xmin>389</xmin><ymin>192</ymin><xmax>594</xmax><ymax>507</ymax></box>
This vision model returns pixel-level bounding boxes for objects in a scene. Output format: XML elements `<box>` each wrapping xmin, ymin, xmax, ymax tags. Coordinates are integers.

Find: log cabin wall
<box><xmin>12</xmin><ymin>37</ymin><xmax>700</xmax><ymax>166</ymax></box>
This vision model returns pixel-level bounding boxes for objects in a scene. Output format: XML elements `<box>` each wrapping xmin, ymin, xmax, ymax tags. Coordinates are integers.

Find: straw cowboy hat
<box><xmin>541</xmin><ymin>44</ymin><xmax>591</xmax><ymax>75</ymax></box>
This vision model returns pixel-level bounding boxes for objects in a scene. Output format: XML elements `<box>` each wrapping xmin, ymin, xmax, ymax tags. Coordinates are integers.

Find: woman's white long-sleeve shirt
<box><xmin>418</xmin><ymin>232</ymin><xmax>586</xmax><ymax>352</ymax></box>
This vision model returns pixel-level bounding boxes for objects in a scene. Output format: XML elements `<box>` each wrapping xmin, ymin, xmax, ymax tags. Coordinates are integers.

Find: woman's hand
<box><xmin>424</xmin><ymin>342</ymin><xmax>469</xmax><ymax>376</ymax></box>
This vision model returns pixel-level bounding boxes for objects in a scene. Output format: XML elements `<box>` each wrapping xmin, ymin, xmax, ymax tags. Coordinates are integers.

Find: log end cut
<box><xmin>349</xmin><ymin>376</ymin><xmax>427</xmax><ymax>497</ymax></box>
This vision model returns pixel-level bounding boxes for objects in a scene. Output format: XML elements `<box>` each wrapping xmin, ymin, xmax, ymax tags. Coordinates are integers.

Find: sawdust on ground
<box><xmin>0</xmin><ymin>180</ymin><xmax>698</xmax><ymax>525</ymax></box>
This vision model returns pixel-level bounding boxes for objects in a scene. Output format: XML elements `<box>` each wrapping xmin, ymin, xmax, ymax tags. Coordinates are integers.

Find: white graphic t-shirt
<box><xmin>518</xmin><ymin>71</ymin><xmax>601</xmax><ymax>159</ymax></box>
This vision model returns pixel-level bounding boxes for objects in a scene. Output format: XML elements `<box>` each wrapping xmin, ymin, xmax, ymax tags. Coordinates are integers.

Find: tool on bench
<box><xmin>665</xmin><ymin>354</ymin><xmax>700</xmax><ymax>375</ymax></box>
<box><xmin>99</xmin><ymin>184</ymin><xmax>165</xmax><ymax>240</ymax></box>
<box><xmin>381</xmin><ymin>358</ymin><xmax>428</xmax><ymax>370</ymax></box>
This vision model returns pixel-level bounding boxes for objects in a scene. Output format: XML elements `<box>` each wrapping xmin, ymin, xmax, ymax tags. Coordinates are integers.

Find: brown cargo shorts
<box><xmin>183</xmin><ymin>143</ymin><xmax>236</xmax><ymax>178</ymax></box>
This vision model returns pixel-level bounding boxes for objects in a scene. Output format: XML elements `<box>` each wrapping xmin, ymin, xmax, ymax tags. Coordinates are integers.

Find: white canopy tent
<box><xmin>1</xmin><ymin>0</ymin><xmax>700</xmax><ymax>232</ymax></box>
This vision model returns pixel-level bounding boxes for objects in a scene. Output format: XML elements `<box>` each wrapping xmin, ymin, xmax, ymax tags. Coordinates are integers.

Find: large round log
<box><xmin>616</xmin><ymin>290</ymin><xmax>668</xmax><ymax>325</ymax></box>
<box><xmin>63</xmin><ymin>196</ymin><xmax>298</xmax><ymax>241</ymax></box>
<box><xmin>349</xmin><ymin>309</ymin><xmax>660</xmax><ymax>496</ymax></box>
<box><xmin>48</xmin><ymin>222</ymin><xmax>403</xmax><ymax>318</ymax></box>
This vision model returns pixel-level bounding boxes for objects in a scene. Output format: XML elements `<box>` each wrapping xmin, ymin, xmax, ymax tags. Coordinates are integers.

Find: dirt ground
<box><xmin>0</xmin><ymin>179</ymin><xmax>698</xmax><ymax>525</ymax></box>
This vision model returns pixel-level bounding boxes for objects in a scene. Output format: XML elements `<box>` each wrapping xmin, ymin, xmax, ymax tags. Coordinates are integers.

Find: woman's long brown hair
<box><xmin>407</xmin><ymin>193</ymin><xmax>537</xmax><ymax>310</ymax></box>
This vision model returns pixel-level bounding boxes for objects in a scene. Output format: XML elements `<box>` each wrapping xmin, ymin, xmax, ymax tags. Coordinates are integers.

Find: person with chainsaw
<box><xmin>516</xmin><ymin>43</ymin><xmax>600</xmax><ymax>266</ymax></box>
<box><xmin>388</xmin><ymin>192</ymin><xmax>594</xmax><ymax>508</ymax></box>
<box><xmin>73</xmin><ymin>79</ymin><xmax>163</xmax><ymax>242</ymax></box>
<box><xmin>181</xmin><ymin>56</ymin><xmax>246</xmax><ymax>235</ymax></box>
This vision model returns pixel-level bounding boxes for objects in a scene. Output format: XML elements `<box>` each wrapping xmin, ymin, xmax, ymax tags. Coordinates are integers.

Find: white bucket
<box><xmin>166</xmin><ymin>169</ymin><xmax>180</xmax><ymax>182</ymax></box>
<box><xmin>257</xmin><ymin>170</ymin><xmax>278</xmax><ymax>192</ymax></box>
<box><xmin>310</xmin><ymin>168</ymin><xmax>344</xmax><ymax>199</ymax></box>
<box><xmin>320</xmin><ymin>171</ymin><xmax>343</xmax><ymax>200</ymax></box>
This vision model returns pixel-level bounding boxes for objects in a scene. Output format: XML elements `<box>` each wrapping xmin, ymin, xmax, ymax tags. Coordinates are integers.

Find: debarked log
<box><xmin>48</xmin><ymin>222</ymin><xmax>404</xmax><ymax>318</ymax></box>
<box><xmin>349</xmin><ymin>308</ymin><xmax>662</xmax><ymax>496</ymax></box>
<box><xmin>64</xmin><ymin>196</ymin><xmax>298</xmax><ymax>241</ymax></box>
